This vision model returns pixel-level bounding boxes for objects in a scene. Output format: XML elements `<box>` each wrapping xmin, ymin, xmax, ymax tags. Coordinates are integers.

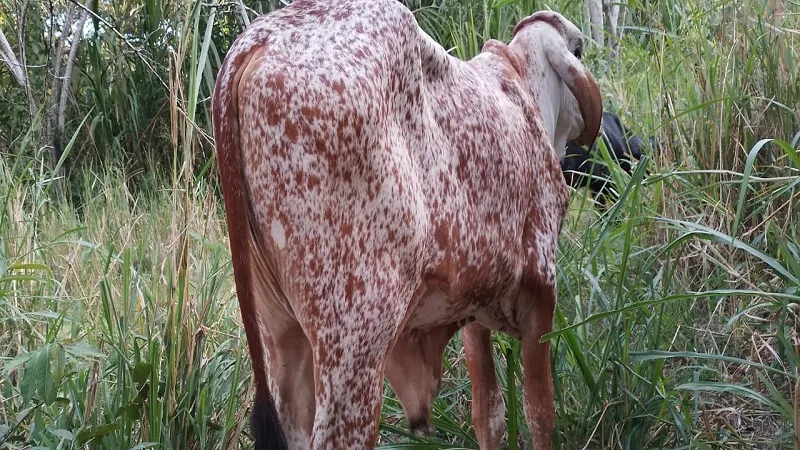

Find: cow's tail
<box><xmin>212</xmin><ymin>44</ymin><xmax>288</xmax><ymax>450</ymax></box>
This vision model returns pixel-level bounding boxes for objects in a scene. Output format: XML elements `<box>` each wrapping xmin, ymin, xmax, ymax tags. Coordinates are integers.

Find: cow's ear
<box><xmin>544</xmin><ymin>44</ymin><xmax>602</xmax><ymax>147</ymax></box>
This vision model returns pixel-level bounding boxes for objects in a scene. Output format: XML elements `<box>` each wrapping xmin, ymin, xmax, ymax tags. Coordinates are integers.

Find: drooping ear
<box><xmin>544</xmin><ymin>45</ymin><xmax>603</xmax><ymax>147</ymax></box>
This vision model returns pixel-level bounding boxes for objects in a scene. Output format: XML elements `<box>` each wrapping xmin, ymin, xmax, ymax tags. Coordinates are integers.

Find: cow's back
<box><xmin>226</xmin><ymin>0</ymin><xmax>437</xmax><ymax>314</ymax></box>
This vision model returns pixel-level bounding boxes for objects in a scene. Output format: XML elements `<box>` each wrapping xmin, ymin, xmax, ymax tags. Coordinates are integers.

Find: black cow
<box><xmin>562</xmin><ymin>111</ymin><xmax>653</xmax><ymax>205</ymax></box>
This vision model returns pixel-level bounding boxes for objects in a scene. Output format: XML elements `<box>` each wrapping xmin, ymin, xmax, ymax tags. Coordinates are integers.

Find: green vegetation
<box><xmin>1</xmin><ymin>0</ymin><xmax>798</xmax><ymax>448</ymax></box>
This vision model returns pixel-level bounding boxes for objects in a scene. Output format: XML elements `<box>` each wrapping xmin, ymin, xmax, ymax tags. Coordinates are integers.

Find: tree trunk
<box><xmin>0</xmin><ymin>27</ymin><xmax>27</xmax><ymax>89</ymax></box>
<box><xmin>17</xmin><ymin>0</ymin><xmax>37</xmax><ymax>116</ymax></box>
<box><xmin>47</xmin><ymin>2</ymin><xmax>75</xmax><ymax>166</ymax></box>
<box><xmin>54</xmin><ymin>0</ymin><xmax>92</xmax><ymax>169</ymax></box>
<box><xmin>586</xmin><ymin>0</ymin><xmax>604</xmax><ymax>47</ymax></box>
<box><xmin>605</xmin><ymin>0</ymin><xmax>621</xmax><ymax>60</ymax></box>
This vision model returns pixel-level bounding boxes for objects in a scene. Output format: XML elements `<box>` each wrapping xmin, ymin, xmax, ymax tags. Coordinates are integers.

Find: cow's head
<box><xmin>510</xmin><ymin>11</ymin><xmax>603</xmax><ymax>158</ymax></box>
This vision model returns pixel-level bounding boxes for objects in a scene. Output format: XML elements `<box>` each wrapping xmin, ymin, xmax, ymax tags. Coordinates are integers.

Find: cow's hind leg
<box><xmin>248</xmin><ymin>249</ymin><xmax>315</xmax><ymax>449</ymax></box>
<box><xmin>306</xmin><ymin>284</ymin><xmax>412</xmax><ymax>449</ymax></box>
<box><xmin>262</xmin><ymin>324</ymin><xmax>315</xmax><ymax>449</ymax></box>
<box><xmin>463</xmin><ymin>323</ymin><xmax>506</xmax><ymax>449</ymax></box>
<box><xmin>385</xmin><ymin>324</ymin><xmax>459</xmax><ymax>434</ymax></box>
<box><xmin>309</xmin><ymin>327</ymin><xmax>395</xmax><ymax>449</ymax></box>
<box><xmin>520</xmin><ymin>281</ymin><xmax>556</xmax><ymax>449</ymax></box>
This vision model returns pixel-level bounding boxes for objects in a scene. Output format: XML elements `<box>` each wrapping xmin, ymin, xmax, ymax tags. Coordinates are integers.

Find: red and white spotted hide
<box><xmin>211</xmin><ymin>1</ymin><xmax>602</xmax><ymax>449</ymax></box>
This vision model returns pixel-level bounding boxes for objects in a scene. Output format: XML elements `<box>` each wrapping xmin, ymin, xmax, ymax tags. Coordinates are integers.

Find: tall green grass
<box><xmin>0</xmin><ymin>126</ymin><xmax>251</xmax><ymax>449</ymax></box>
<box><xmin>1</xmin><ymin>0</ymin><xmax>799</xmax><ymax>449</ymax></box>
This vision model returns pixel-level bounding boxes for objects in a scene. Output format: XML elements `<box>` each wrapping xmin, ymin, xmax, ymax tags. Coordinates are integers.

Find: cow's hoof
<box><xmin>409</xmin><ymin>417</ymin><xmax>433</xmax><ymax>436</ymax></box>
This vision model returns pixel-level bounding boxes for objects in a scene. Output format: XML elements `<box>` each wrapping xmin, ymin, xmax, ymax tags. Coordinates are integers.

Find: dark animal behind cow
<box><xmin>561</xmin><ymin>111</ymin><xmax>652</xmax><ymax>205</ymax></box>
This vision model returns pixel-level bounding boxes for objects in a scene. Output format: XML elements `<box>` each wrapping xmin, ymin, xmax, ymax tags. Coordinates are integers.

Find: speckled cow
<box><xmin>211</xmin><ymin>0</ymin><xmax>602</xmax><ymax>448</ymax></box>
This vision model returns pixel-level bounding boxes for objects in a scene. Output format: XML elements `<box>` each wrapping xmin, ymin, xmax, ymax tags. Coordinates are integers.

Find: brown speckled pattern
<box><xmin>212</xmin><ymin>1</ymin><xmax>601</xmax><ymax>448</ymax></box>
